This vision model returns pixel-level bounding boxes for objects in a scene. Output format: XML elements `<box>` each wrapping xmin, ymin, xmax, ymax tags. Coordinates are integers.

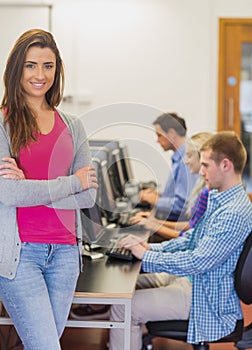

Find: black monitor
<box><xmin>90</xmin><ymin>142</ymin><xmax>126</xmax><ymax>199</ymax></box>
<box><xmin>119</xmin><ymin>144</ymin><xmax>134</xmax><ymax>182</ymax></box>
<box><xmin>110</xmin><ymin>148</ymin><xmax>126</xmax><ymax>196</ymax></box>
<box><xmin>89</xmin><ymin>138</ymin><xmax>134</xmax><ymax>183</ymax></box>
<box><xmin>81</xmin><ymin>202</ymin><xmax>105</xmax><ymax>244</ymax></box>
<box><xmin>81</xmin><ymin>156</ymin><xmax>113</xmax><ymax>245</ymax></box>
<box><xmin>91</xmin><ymin>150</ymin><xmax>119</xmax><ymax>222</ymax></box>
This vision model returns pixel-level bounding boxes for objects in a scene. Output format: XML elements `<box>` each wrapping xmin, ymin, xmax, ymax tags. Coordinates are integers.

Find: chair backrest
<box><xmin>234</xmin><ymin>231</ymin><xmax>252</xmax><ymax>304</ymax></box>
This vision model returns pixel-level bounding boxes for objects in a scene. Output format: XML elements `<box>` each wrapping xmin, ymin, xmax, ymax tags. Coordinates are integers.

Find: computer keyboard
<box><xmin>106</xmin><ymin>246</ymin><xmax>133</xmax><ymax>261</ymax></box>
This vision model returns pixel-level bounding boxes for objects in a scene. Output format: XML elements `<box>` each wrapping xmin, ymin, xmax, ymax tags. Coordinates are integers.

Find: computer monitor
<box><xmin>90</xmin><ymin>143</ymin><xmax>126</xmax><ymax>199</ymax></box>
<box><xmin>110</xmin><ymin>148</ymin><xmax>126</xmax><ymax>196</ymax></box>
<box><xmin>119</xmin><ymin>144</ymin><xmax>134</xmax><ymax>182</ymax></box>
<box><xmin>81</xmin><ymin>202</ymin><xmax>105</xmax><ymax>244</ymax></box>
<box><xmin>91</xmin><ymin>150</ymin><xmax>119</xmax><ymax>222</ymax></box>
<box><xmin>81</xmin><ymin>155</ymin><xmax>116</xmax><ymax>244</ymax></box>
<box><xmin>89</xmin><ymin>140</ymin><xmax>133</xmax><ymax>184</ymax></box>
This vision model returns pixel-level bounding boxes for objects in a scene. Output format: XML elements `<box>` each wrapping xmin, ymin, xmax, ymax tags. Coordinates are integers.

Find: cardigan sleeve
<box><xmin>0</xmin><ymin>113</ymin><xmax>87</xmax><ymax>208</ymax></box>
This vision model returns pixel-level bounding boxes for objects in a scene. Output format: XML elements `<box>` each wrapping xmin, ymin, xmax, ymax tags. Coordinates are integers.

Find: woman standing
<box><xmin>0</xmin><ymin>29</ymin><xmax>98</xmax><ymax>350</ymax></box>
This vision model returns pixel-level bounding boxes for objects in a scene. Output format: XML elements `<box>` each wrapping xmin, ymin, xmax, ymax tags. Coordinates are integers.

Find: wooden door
<box><xmin>218</xmin><ymin>18</ymin><xmax>252</xmax><ymax>200</ymax></box>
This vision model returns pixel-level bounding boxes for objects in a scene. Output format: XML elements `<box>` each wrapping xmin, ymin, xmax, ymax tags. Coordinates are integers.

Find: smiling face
<box><xmin>185</xmin><ymin>143</ymin><xmax>200</xmax><ymax>174</ymax></box>
<box><xmin>20</xmin><ymin>46</ymin><xmax>56</xmax><ymax>103</ymax></box>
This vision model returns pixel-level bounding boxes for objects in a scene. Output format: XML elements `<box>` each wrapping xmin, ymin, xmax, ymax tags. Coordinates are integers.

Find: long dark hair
<box><xmin>1</xmin><ymin>28</ymin><xmax>65</xmax><ymax>157</ymax></box>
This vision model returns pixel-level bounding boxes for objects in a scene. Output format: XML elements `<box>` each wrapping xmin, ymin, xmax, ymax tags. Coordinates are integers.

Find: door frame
<box><xmin>218</xmin><ymin>18</ymin><xmax>252</xmax><ymax>201</ymax></box>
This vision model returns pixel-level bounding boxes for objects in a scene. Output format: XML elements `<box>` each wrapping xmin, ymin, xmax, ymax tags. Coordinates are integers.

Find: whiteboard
<box><xmin>0</xmin><ymin>4</ymin><xmax>51</xmax><ymax>99</ymax></box>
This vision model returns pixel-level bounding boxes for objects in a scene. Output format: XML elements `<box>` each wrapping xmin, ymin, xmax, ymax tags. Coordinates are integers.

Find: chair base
<box><xmin>142</xmin><ymin>319</ymin><xmax>244</xmax><ymax>350</ymax></box>
<box><xmin>142</xmin><ymin>338</ymin><xmax>210</xmax><ymax>350</ymax></box>
<box><xmin>193</xmin><ymin>344</ymin><xmax>209</xmax><ymax>350</ymax></box>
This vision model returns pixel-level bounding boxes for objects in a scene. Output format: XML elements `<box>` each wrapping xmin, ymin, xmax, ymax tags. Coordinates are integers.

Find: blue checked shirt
<box><xmin>142</xmin><ymin>183</ymin><xmax>252</xmax><ymax>344</ymax></box>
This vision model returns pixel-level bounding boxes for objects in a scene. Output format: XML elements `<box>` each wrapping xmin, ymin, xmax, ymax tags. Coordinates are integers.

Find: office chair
<box><xmin>142</xmin><ymin>231</ymin><xmax>252</xmax><ymax>350</ymax></box>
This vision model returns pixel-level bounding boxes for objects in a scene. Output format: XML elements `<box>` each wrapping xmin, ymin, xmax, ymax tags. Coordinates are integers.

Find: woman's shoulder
<box><xmin>56</xmin><ymin>108</ymin><xmax>87</xmax><ymax>138</ymax></box>
<box><xmin>56</xmin><ymin>108</ymin><xmax>83</xmax><ymax>129</ymax></box>
<box><xmin>56</xmin><ymin>108</ymin><xmax>77</xmax><ymax>123</ymax></box>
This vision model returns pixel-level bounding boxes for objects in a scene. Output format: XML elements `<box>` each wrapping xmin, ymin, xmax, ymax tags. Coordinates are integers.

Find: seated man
<box><xmin>109</xmin><ymin>131</ymin><xmax>252</xmax><ymax>350</ymax></box>
<box><xmin>139</xmin><ymin>112</ymin><xmax>198</xmax><ymax>221</ymax></box>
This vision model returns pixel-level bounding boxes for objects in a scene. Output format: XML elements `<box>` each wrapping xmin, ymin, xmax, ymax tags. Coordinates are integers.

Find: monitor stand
<box><xmin>82</xmin><ymin>246</ymin><xmax>104</xmax><ymax>260</ymax></box>
<box><xmin>82</xmin><ymin>242</ymin><xmax>104</xmax><ymax>259</ymax></box>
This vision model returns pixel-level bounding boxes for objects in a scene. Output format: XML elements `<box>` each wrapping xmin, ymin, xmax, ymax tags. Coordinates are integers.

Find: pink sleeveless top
<box><xmin>17</xmin><ymin>111</ymin><xmax>76</xmax><ymax>244</ymax></box>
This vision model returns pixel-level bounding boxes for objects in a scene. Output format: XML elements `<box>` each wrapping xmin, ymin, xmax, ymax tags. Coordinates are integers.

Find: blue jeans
<box><xmin>0</xmin><ymin>243</ymin><xmax>80</xmax><ymax>350</ymax></box>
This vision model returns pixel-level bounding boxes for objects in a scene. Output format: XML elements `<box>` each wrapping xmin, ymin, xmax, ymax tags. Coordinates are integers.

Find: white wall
<box><xmin>53</xmin><ymin>0</ymin><xmax>213</xmax><ymax>134</ymax></box>
<box><xmin>1</xmin><ymin>0</ymin><xmax>252</xmax><ymax>187</ymax></box>
<box><xmin>52</xmin><ymin>0</ymin><xmax>214</xmax><ymax>187</ymax></box>
<box><xmin>51</xmin><ymin>0</ymin><xmax>252</xmax><ymax>186</ymax></box>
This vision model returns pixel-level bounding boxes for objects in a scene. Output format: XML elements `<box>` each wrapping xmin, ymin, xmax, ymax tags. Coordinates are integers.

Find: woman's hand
<box><xmin>74</xmin><ymin>165</ymin><xmax>98</xmax><ymax>190</ymax></box>
<box><xmin>0</xmin><ymin>157</ymin><xmax>25</xmax><ymax>179</ymax></box>
<box><xmin>129</xmin><ymin>211</ymin><xmax>150</xmax><ymax>224</ymax></box>
<box><xmin>141</xmin><ymin>217</ymin><xmax>164</xmax><ymax>232</ymax></box>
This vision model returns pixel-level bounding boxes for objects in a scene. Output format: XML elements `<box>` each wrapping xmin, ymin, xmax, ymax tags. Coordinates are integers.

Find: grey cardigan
<box><xmin>0</xmin><ymin>109</ymin><xmax>96</xmax><ymax>279</ymax></box>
